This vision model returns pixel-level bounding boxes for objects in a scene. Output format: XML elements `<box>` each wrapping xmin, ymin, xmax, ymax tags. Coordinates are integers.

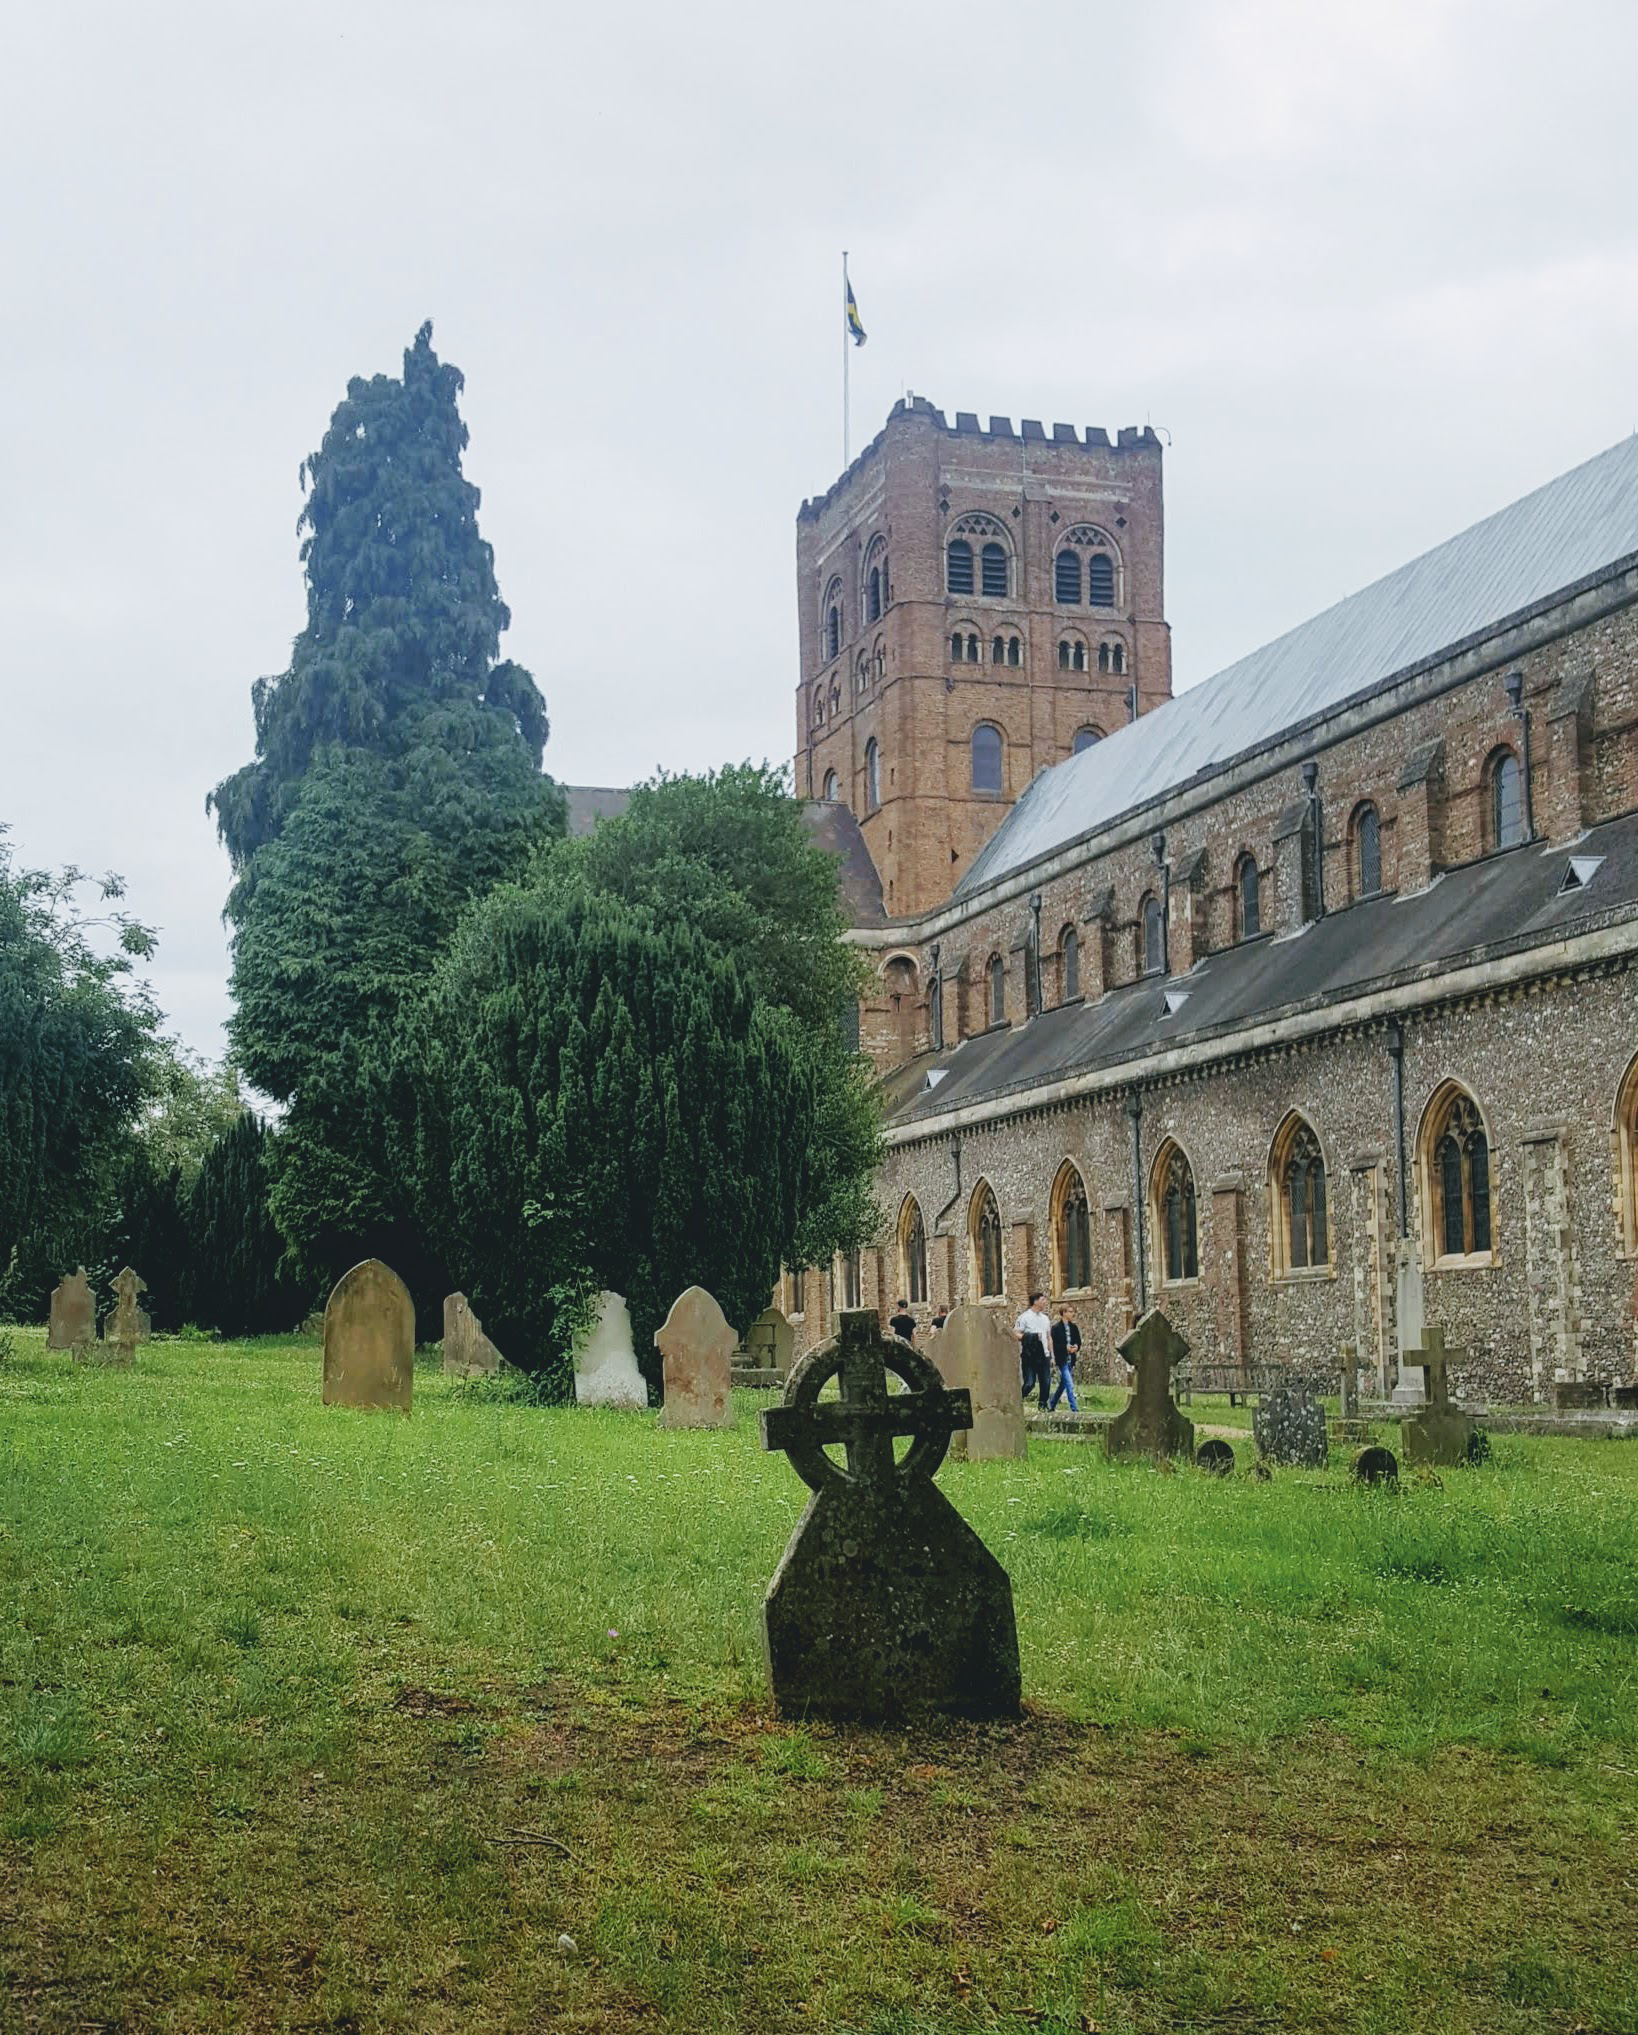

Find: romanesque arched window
<box><xmin>1072</xmin><ymin>726</ymin><xmax>1102</xmax><ymax>755</ymax></box>
<box><xmin>1060</xmin><ymin>925</ymin><xmax>1080</xmax><ymax>1001</ymax></box>
<box><xmin>900</xmin><ymin>1195</ymin><xmax>928</xmax><ymax>1306</ymax></box>
<box><xmin>1153</xmin><ymin>1142</ymin><xmax>1199</xmax><ymax>1283</ymax></box>
<box><xmin>1052</xmin><ymin>1162</ymin><xmax>1093</xmax><ymax>1291</ymax></box>
<box><xmin>864</xmin><ymin>738</ymin><xmax>880</xmax><ymax>813</ymax></box>
<box><xmin>1141</xmin><ymin>893</ymin><xmax>1166</xmax><ymax>975</ymax></box>
<box><xmin>970</xmin><ymin>1182</ymin><xmax>1004</xmax><ymax>1298</ymax></box>
<box><xmin>972</xmin><ymin>723</ymin><xmax>1003</xmax><ymax>795</ymax></box>
<box><xmin>1109</xmin><ymin>640</ymin><xmax>1126</xmax><ymax>674</ymax></box>
<box><xmin>866</xmin><ymin>565</ymin><xmax>882</xmax><ymax>624</ymax></box>
<box><xmin>822</xmin><ymin>576</ymin><xmax>843</xmax><ymax>661</ymax></box>
<box><xmin>1420</xmin><ymin>1083</ymin><xmax>1495</xmax><ymax>1264</ymax></box>
<box><xmin>1354</xmin><ymin>802</ymin><xmax>1382</xmax><ymax>896</ymax></box>
<box><xmin>988</xmin><ymin>952</ymin><xmax>1005</xmax><ymax>1024</ymax></box>
<box><xmin>1237</xmin><ymin>854</ymin><xmax>1260</xmax><ymax>940</ymax></box>
<box><xmin>1006</xmin><ymin>634</ymin><xmax>1021</xmax><ymax>666</ymax></box>
<box><xmin>854</xmin><ymin>651</ymin><xmax>870</xmax><ymax>696</ymax></box>
<box><xmin>812</xmin><ymin>687</ymin><xmax>825</xmax><ymax>728</ymax></box>
<box><xmin>1489</xmin><ymin>747</ymin><xmax>1523</xmax><ymax>850</ymax></box>
<box><xmin>1054</xmin><ymin>550</ymin><xmax>1082</xmax><ymax>605</ymax></box>
<box><xmin>1271</xmin><ymin>1114</ymin><xmax>1329</xmax><ymax>1274</ymax></box>
<box><xmin>981</xmin><ymin>542</ymin><xmax>1009</xmax><ymax>598</ymax></box>
<box><xmin>822</xmin><ymin>768</ymin><xmax>838</xmax><ymax>801</ymax></box>
<box><xmin>947</xmin><ymin>539</ymin><xmax>974</xmax><ymax>596</ymax></box>
<box><xmin>873</xmin><ymin>638</ymin><xmax>886</xmax><ymax>684</ymax></box>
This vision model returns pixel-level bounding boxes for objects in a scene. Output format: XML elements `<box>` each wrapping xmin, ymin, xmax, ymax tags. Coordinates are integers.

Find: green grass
<box><xmin>2</xmin><ymin>1328</ymin><xmax>1636</xmax><ymax>2032</ymax></box>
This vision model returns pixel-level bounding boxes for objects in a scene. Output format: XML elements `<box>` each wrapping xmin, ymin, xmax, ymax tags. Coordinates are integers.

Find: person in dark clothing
<box><xmin>1048</xmin><ymin>1304</ymin><xmax>1082</xmax><ymax>1412</ymax></box>
<box><xmin>929</xmin><ymin>1305</ymin><xmax>948</xmax><ymax>1337</ymax></box>
<box><xmin>1014</xmin><ymin>1290</ymin><xmax>1053</xmax><ymax>1407</ymax></box>
<box><xmin>888</xmin><ymin>1300</ymin><xmax>917</xmax><ymax>1343</ymax></box>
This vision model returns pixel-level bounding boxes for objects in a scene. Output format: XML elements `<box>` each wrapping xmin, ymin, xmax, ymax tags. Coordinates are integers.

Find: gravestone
<box><xmin>1392</xmin><ymin>1246</ymin><xmax>1427</xmax><ymax>1405</ymax></box>
<box><xmin>1107</xmin><ymin>1310</ymin><xmax>1195</xmax><ymax>1461</ymax></box>
<box><xmin>654</xmin><ymin>1285</ymin><xmax>736</xmax><ymax>1428</ymax></box>
<box><xmin>1401</xmin><ymin>1328</ymin><xmax>1481</xmax><ymax>1467</ymax></box>
<box><xmin>760</xmin><ymin>1309</ymin><xmax>1020</xmax><ymax>1721</ymax></box>
<box><xmin>738</xmin><ymin>1306</ymin><xmax>795</xmax><ymax>1378</ymax></box>
<box><xmin>1253</xmin><ymin>1375</ymin><xmax>1329</xmax><ymax>1468</ymax></box>
<box><xmin>1196</xmin><ymin>1437</ymin><xmax>1235</xmax><ymax>1475</ymax></box>
<box><xmin>931</xmin><ymin>1303</ymin><xmax>1027</xmax><ymax>1461</ymax></box>
<box><xmin>1551</xmin><ymin>1378</ymin><xmax>1608</xmax><ymax>1411</ymax></box>
<box><xmin>1353</xmin><ymin>1444</ymin><xmax>1400</xmax><ymax>1485</ymax></box>
<box><xmin>322</xmin><ymin>1259</ymin><xmax>413</xmax><ymax>1412</ymax></box>
<box><xmin>1339</xmin><ymin>1342</ymin><xmax>1359</xmax><ymax>1419</ymax></box>
<box><xmin>442</xmin><ymin>1292</ymin><xmax>502</xmax><ymax>1379</ymax></box>
<box><xmin>98</xmin><ymin>1267</ymin><xmax>150</xmax><ymax>1367</ymax></box>
<box><xmin>48</xmin><ymin>1267</ymin><xmax>95</xmax><ymax>1352</ymax></box>
<box><xmin>572</xmin><ymin>1291</ymin><xmax>646</xmax><ymax>1408</ymax></box>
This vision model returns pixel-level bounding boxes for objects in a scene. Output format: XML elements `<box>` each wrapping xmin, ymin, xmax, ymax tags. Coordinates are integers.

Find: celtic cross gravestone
<box><xmin>760</xmin><ymin>1309</ymin><xmax>1021</xmax><ymax>1721</ymax></box>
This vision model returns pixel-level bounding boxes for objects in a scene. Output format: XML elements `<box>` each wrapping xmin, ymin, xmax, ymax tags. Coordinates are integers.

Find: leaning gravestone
<box><xmin>760</xmin><ymin>1308</ymin><xmax>1020</xmax><ymax>1721</ymax></box>
<box><xmin>442</xmin><ymin>1292</ymin><xmax>502</xmax><ymax>1379</ymax></box>
<box><xmin>572</xmin><ymin>1291</ymin><xmax>646</xmax><ymax>1408</ymax></box>
<box><xmin>48</xmin><ymin>1267</ymin><xmax>95</xmax><ymax>1352</ymax></box>
<box><xmin>1107</xmin><ymin>1309</ymin><xmax>1195</xmax><ymax>1461</ymax></box>
<box><xmin>322</xmin><ymin>1259</ymin><xmax>413</xmax><ymax>1412</ymax></box>
<box><xmin>1401</xmin><ymin>1328</ymin><xmax>1481</xmax><ymax>1467</ymax></box>
<box><xmin>931</xmin><ymin>1303</ymin><xmax>1027</xmax><ymax>1461</ymax></box>
<box><xmin>1253</xmin><ymin>1374</ymin><xmax>1329</xmax><ymax>1468</ymax></box>
<box><xmin>654</xmin><ymin>1285</ymin><xmax>736</xmax><ymax>1428</ymax></box>
<box><xmin>98</xmin><ymin>1267</ymin><xmax>151</xmax><ymax>1367</ymax></box>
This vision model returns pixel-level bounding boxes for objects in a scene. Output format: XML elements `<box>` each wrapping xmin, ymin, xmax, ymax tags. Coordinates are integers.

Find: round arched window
<box><xmin>972</xmin><ymin>723</ymin><xmax>1003</xmax><ymax>795</ymax></box>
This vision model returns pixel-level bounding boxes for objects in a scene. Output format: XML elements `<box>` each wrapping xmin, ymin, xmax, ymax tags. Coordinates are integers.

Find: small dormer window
<box><xmin>1559</xmin><ymin>854</ymin><xmax>1604</xmax><ymax>893</ymax></box>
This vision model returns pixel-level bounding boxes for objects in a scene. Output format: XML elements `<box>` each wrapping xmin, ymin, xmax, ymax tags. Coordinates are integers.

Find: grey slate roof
<box><xmin>887</xmin><ymin>811</ymin><xmax>1638</xmax><ymax>1130</ymax></box>
<box><xmin>957</xmin><ymin>432</ymin><xmax>1638</xmax><ymax>900</ymax></box>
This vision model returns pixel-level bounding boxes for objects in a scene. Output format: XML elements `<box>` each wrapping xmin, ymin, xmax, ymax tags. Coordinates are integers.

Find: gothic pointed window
<box><xmin>947</xmin><ymin>539</ymin><xmax>974</xmax><ymax>595</ymax></box>
<box><xmin>971</xmin><ymin>1182</ymin><xmax>1004</xmax><ymax>1298</ymax></box>
<box><xmin>1422</xmin><ymin>1085</ymin><xmax>1495</xmax><ymax>1264</ymax></box>
<box><xmin>1237</xmin><ymin>854</ymin><xmax>1260</xmax><ymax>940</ymax></box>
<box><xmin>1061</xmin><ymin>925</ymin><xmax>1080</xmax><ymax>1001</ymax></box>
<box><xmin>1155</xmin><ymin>1143</ymin><xmax>1199</xmax><ymax>1283</ymax></box>
<box><xmin>1088</xmin><ymin>553</ymin><xmax>1116</xmax><ymax>607</ymax></box>
<box><xmin>1055</xmin><ymin>550</ymin><xmax>1082</xmax><ymax>605</ymax></box>
<box><xmin>980</xmin><ymin>542</ymin><xmax>1009</xmax><ymax>598</ymax></box>
<box><xmin>1142</xmin><ymin>893</ymin><xmax>1165</xmax><ymax>975</ymax></box>
<box><xmin>1490</xmin><ymin>748</ymin><xmax>1523</xmax><ymax>850</ymax></box>
<box><xmin>988</xmin><ymin>953</ymin><xmax>1005</xmax><ymax>1024</ymax></box>
<box><xmin>864</xmin><ymin>739</ymin><xmax>880</xmax><ymax>813</ymax></box>
<box><xmin>971</xmin><ymin>722</ymin><xmax>1003</xmax><ymax>795</ymax></box>
<box><xmin>900</xmin><ymin>1196</ymin><xmax>928</xmax><ymax>1305</ymax></box>
<box><xmin>1273</xmin><ymin>1115</ymin><xmax>1329</xmax><ymax>1274</ymax></box>
<box><xmin>1355</xmin><ymin>802</ymin><xmax>1382</xmax><ymax>896</ymax></box>
<box><xmin>1053</xmin><ymin>1163</ymin><xmax>1093</xmax><ymax>1291</ymax></box>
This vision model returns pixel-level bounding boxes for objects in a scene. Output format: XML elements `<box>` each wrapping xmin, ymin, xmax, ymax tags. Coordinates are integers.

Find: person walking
<box><xmin>1048</xmin><ymin>1304</ymin><xmax>1082</xmax><ymax>1412</ymax></box>
<box><xmin>888</xmin><ymin>1299</ymin><xmax>917</xmax><ymax>1344</ymax></box>
<box><xmin>1014</xmin><ymin>1290</ymin><xmax>1054</xmax><ymax>1409</ymax></box>
<box><xmin>928</xmin><ymin>1305</ymin><xmax>948</xmax><ymax>1336</ymax></box>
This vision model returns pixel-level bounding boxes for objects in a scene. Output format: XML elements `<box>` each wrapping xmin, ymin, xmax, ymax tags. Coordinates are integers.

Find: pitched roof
<box><xmin>887</xmin><ymin>810</ymin><xmax>1638</xmax><ymax>1132</ymax></box>
<box><xmin>956</xmin><ymin>432</ymin><xmax>1638</xmax><ymax>901</ymax></box>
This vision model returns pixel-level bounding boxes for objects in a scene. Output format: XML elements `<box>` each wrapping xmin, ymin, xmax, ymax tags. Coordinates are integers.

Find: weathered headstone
<box><xmin>738</xmin><ymin>1306</ymin><xmax>795</xmax><ymax>1378</ymax></box>
<box><xmin>48</xmin><ymin>1267</ymin><xmax>95</xmax><ymax>1352</ymax></box>
<box><xmin>654</xmin><ymin>1285</ymin><xmax>736</xmax><ymax>1428</ymax></box>
<box><xmin>442</xmin><ymin>1292</ymin><xmax>502</xmax><ymax>1379</ymax></box>
<box><xmin>1401</xmin><ymin>1327</ymin><xmax>1481</xmax><ymax>1467</ymax></box>
<box><xmin>931</xmin><ymin>1302</ymin><xmax>1027</xmax><ymax>1461</ymax></box>
<box><xmin>1392</xmin><ymin>1246</ymin><xmax>1427</xmax><ymax>1405</ymax></box>
<box><xmin>1196</xmin><ymin>1437</ymin><xmax>1235</xmax><ymax>1475</ymax></box>
<box><xmin>1353</xmin><ymin>1444</ymin><xmax>1400</xmax><ymax>1485</ymax></box>
<box><xmin>1107</xmin><ymin>1310</ymin><xmax>1195</xmax><ymax>1461</ymax></box>
<box><xmin>572</xmin><ymin>1291</ymin><xmax>646</xmax><ymax>1408</ymax></box>
<box><xmin>760</xmin><ymin>1309</ymin><xmax>1020</xmax><ymax>1721</ymax></box>
<box><xmin>322</xmin><ymin>1258</ymin><xmax>413</xmax><ymax>1412</ymax></box>
<box><xmin>1253</xmin><ymin>1375</ymin><xmax>1329</xmax><ymax>1468</ymax></box>
<box><xmin>1339</xmin><ymin>1342</ymin><xmax>1359</xmax><ymax>1419</ymax></box>
<box><xmin>98</xmin><ymin>1267</ymin><xmax>150</xmax><ymax>1367</ymax></box>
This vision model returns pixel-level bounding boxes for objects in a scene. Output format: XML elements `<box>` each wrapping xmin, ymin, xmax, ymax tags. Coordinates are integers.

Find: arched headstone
<box><xmin>1253</xmin><ymin>1377</ymin><xmax>1328</xmax><ymax>1467</ymax></box>
<box><xmin>932</xmin><ymin>1303</ymin><xmax>1026</xmax><ymax>1461</ymax></box>
<box><xmin>1353</xmin><ymin>1445</ymin><xmax>1399</xmax><ymax>1486</ymax></box>
<box><xmin>572</xmin><ymin>1292</ymin><xmax>646</xmax><ymax>1408</ymax></box>
<box><xmin>655</xmin><ymin>1286</ymin><xmax>736</xmax><ymax>1428</ymax></box>
<box><xmin>1196</xmin><ymin>1437</ymin><xmax>1235</xmax><ymax>1475</ymax></box>
<box><xmin>48</xmin><ymin>1268</ymin><xmax>95</xmax><ymax>1353</ymax></box>
<box><xmin>322</xmin><ymin>1259</ymin><xmax>413</xmax><ymax>1412</ymax></box>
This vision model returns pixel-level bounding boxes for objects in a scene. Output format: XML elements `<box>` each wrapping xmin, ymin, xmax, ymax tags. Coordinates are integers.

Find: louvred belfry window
<box><xmin>1055</xmin><ymin>551</ymin><xmax>1082</xmax><ymax>604</ymax></box>
<box><xmin>1088</xmin><ymin>553</ymin><xmax>1116</xmax><ymax>606</ymax></box>
<box><xmin>947</xmin><ymin>539</ymin><xmax>974</xmax><ymax>594</ymax></box>
<box><xmin>980</xmin><ymin>542</ymin><xmax>1008</xmax><ymax>598</ymax></box>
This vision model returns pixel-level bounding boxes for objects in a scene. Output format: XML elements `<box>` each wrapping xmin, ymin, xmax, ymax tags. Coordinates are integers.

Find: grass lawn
<box><xmin>2</xmin><ymin>1329</ymin><xmax>1636</xmax><ymax>2034</ymax></box>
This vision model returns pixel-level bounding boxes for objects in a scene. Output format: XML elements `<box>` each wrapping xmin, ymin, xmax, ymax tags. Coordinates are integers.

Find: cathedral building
<box><xmin>784</xmin><ymin>398</ymin><xmax>1638</xmax><ymax>1404</ymax></box>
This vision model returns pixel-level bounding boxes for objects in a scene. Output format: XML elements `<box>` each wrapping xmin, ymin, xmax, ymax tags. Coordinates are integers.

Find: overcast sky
<box><xmin>4</xmin><ymin>0</ymin><xmax>1637</xmax><ymax>1066</ymax></box>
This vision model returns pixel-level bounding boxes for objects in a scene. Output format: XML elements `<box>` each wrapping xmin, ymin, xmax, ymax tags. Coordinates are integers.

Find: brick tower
<box><xmin>795</xmin><ymin>398</ymin><xmax>1172</xmax><ymax>918</ymax></box>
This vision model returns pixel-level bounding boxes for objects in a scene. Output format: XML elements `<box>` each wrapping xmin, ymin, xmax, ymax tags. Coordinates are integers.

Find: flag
<box><xmin>845</xmin><ymin>273</ymin><xmax>867</xmax><ymax>347</ymax></box>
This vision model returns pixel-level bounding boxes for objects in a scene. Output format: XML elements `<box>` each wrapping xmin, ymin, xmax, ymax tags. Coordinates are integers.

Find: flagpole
<box><xmin>842</xmin><ymin>250</ymin><xmax>850</xmax><ymax>469</ymax></box>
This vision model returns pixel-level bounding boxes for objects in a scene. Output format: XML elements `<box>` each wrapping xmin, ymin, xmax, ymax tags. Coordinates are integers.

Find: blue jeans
<box><xmin>1049</xmin><ymin>1361</ymin><xmax>1079</xmax><ymax>1413</ymax></box>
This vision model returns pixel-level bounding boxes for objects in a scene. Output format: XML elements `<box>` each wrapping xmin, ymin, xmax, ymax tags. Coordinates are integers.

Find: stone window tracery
<box><xmin>900</xmin><ymin>1195</ymin><xmax>928</xmax><ymax>1305</ymax></box>
<box><xmin>1271</xmin><ymin>1115</ymin><xmax>1330</xmax><ymax>1275</ymax></box>
<box><xmin>1052</xmin><ymin>1162</ymin><xmax>1093</xmax><ymax>1292</ymax></box>
<box><xmin>1420</xmin><ymin>1084</ymin><xmax>1495</xmax><ymax>1266</ymax></box>
<box><xmin>971</xmin><ymin>1182</ymin><xmax>1005</xmax><ymax>1299</ymax></box>
<box><xmin>1354</xmin><ymin>802</ymin><xmax>1382</xmax><ymax>896</ymax></box>
<box><xmin>1153</xmin><ymin>1142</ymin><xmax>1199</xmax><ymax>1284</ymax></box>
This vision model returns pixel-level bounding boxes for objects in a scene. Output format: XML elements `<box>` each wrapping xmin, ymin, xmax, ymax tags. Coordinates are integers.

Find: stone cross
<box><xmin>1401</xmin><ymin>1324</ymin><xmax>1479</xmax><ymax>1468</ymax></box>
<box><xmin>100</xmin><ymin>1267</ymin><xmax>150</xmax><ymax>1367</ymax></box>
<box><xmin>759</xmin><ymin>1309</ymin><xmax>1020</xmax><ymax>1721</ymax></box>
<box><xmin>1420</xmin><ymin>1325</ymin><xmax>1457</xmax><ymax>1409</ymax></box>
<box><xmin>1108</xmin><ymin>1308</ymin><xmax>1196</xmax><ymax>1460</ymax></box>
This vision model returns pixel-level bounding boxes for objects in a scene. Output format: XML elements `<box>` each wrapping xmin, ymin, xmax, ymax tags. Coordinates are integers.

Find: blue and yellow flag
<box><xmin>845</xmin><ymin>274</ymin><xmax>867</xmax><ymax>347</ymax></box>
